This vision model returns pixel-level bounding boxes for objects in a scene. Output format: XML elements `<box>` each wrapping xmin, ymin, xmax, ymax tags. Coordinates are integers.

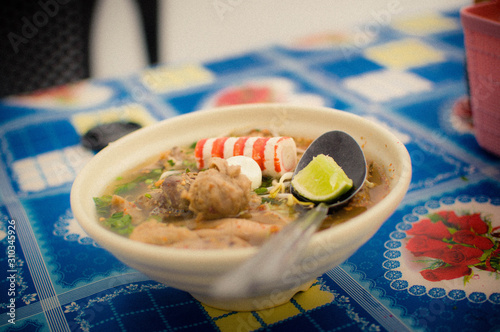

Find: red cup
<box><xmin>461</xmin><ymin>0</ymin><xmax>500</xmax><ymax>156</ymax></box>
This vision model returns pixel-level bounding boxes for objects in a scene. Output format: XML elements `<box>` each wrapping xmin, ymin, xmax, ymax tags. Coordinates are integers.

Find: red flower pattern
<box><xmin>406</xmin><ymin>218</ymin><xmax>451</xmax><ymax>240</ymax></box>
<box><xmin>440</xmin><ymin>245</ymin><xmax>483</xmax><ymax>266</ymax></box>
<box><xmin>406</xmin><ymin>236</ymin><xmax>449</xmax><ymax>256</ymax></box>
<box><xmin>452</xmin><ymin>230</ymin><xmax>494</xmax><ymax>250</ymax></box>
<box><xmin>405</xmin><ymin>210</ymin><xmax>498</xmax><ymax>282</ymax></box>
<box><xmin>420</xmin><ymin>265</ymin><xmax>472</xmax><ymax>282</ymax></box>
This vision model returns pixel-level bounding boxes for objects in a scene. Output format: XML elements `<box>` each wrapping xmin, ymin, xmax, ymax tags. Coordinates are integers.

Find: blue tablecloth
<box><xmin>1</xmin><ymin>6</ymin><xmax>499</xmax><ymax>332</ymax></box>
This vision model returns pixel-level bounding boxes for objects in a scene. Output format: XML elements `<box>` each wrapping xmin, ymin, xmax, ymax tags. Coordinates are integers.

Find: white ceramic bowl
<box><xmin>71</xmin><ymin>104</ymin><xmax>411</xmax><ymax>311</ymax></box>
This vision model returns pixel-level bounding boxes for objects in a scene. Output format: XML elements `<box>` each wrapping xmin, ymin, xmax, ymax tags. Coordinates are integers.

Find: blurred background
<box><xmin>1</xmin><ymin>0</ymin><xmax>469</xmax><ymax>97</ymax></box>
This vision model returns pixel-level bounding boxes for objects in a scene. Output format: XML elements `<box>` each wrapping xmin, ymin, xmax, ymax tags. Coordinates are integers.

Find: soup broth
<box><xmin>93</xmin><ymin>129</ymin><xmax>390</xmax><ymax>249</ymax></box>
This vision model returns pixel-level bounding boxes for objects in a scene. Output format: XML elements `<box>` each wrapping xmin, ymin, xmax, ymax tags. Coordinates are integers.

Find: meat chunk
<box><xmin>170</xmin><ymin>234</ymin><xmax>252</xmax><ymax>249</ymax></box>
<box><xmin>183</xmin><ymin>158</ymin><xmax>255</xmax><ymax>220</ymax></box>
<box><xmin>195</xmin><ymin>218</ymin><xmax>281</xmax><ymax>246</ymax></box>
<box><xmin>135</xmin><ymin>173</ymin><xmax>196</xmax><ymax>219</ymax></box>
<box><xmin>129</xmin><ymin>219</ymin><xmax>199</xmax><ymax>245</ymax></box>
<box><xmin>161</xmin><ymin>173</ymin><xmax>195</xmax><ymax>211</ymax></box>
<box><xmin>129</xmin><ymin>219</ymin><xmax>255</xmax><ymax>249</ymax></box>
<box><xmin>248</xmin><ymin>209</ymin><xmax>291</xmax><ymax>226</ymax></box>
<box><xmin>135</xmin><ymin>158</ymin><xmax>257</xmax><ymax>223</ymax></box>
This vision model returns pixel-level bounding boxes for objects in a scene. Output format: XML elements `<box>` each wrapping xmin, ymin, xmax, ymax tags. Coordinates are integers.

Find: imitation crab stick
<box><xmin>194</xmin><ymin>137</ymin><xmax>297</xmax><ymax>177</ymax></box>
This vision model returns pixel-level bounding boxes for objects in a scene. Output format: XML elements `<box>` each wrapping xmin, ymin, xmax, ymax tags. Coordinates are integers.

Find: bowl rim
<box><xmin>70</xmin><ymin>103</ymin><xmax>412</xmax><ymax>268</ymax></box>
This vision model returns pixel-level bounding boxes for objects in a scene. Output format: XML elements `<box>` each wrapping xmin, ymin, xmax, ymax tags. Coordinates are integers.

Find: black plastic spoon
<box><xmin>291</xmin><ymin>130</ymin><xmax>367</xmax><ymax>213</ymax></box>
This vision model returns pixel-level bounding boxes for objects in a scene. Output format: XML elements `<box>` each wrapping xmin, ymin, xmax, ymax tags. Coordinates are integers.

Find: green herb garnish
<box><xmin>260</xmin><ymin>176</ymin><xmax>274</xmax><ymax>188</ymax></box>
<box><xmin>254</xmin><ymin>187</ymin><xmax>268</xmax><ymax>195</ymax></box>
<box><xmin>261</xmin><ymin>197</ymin><xmax>283</xmax><ymax>205</ymax></box>
<box><xmin>114</xmin><ymin>168</ymin><xmax>163</xmax><ymax>195</ymax></box>
<box><xmin>182</xmin><ymin>159</ymin><xmax>197</xmax><ymax>170</ymax></box>
<box><xmin>93</xmin><ymin>195</ymin><xmax>112</xmax><ymax>216</ymax></box>
<box><xmin>102</xmin><ymin>212</ymin><xmax>134</xmax><ymax>235</ymax></box>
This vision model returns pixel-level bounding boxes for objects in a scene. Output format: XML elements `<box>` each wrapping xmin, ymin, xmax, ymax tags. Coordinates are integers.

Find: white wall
<box><xmin>161</xmin><ymin>0</ymin><xmax>469</xmax><ymax>63</ymax></box>
<box><xmin>90</xmin><ymin>0</ymin><xmax>470</xmax><ymax>78</ymax></box>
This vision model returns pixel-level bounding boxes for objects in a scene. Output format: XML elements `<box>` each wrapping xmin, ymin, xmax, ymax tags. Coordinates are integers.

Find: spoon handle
<box><xmin>211</xmin><ymin>203</ymin><xmax>328</xmax><ymax>299</ymax></box>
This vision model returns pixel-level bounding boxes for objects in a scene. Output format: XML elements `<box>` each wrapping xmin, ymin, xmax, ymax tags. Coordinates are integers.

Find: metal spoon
<box><xmin>211</xmin><ymin>131</ymin><xmax>366</xmax><ymax>299</ymax></box>
<box><xmin>211</xmin><ymin>203</ymin><xmax>328</xmax><ymax>299</ymax></box>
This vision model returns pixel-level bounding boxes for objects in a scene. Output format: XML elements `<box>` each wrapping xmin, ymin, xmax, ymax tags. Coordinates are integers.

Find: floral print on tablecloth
<box><xmin>383</xmin><ymin>196</ymin><xmax>500</xmax><ymax>303</ymax></box>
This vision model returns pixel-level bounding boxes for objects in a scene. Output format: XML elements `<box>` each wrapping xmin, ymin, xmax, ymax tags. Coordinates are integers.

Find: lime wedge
<box><xmin>291</xmin><ymin>154</ymin><xmax>353</xmax><ymax>202</ymax></box>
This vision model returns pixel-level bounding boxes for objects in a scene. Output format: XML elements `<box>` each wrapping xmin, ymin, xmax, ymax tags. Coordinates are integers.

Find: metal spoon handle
<box><xmin>211</xmin><ymin>203</ymin><xmax>328</xmax><ymax>299</ymax></box>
